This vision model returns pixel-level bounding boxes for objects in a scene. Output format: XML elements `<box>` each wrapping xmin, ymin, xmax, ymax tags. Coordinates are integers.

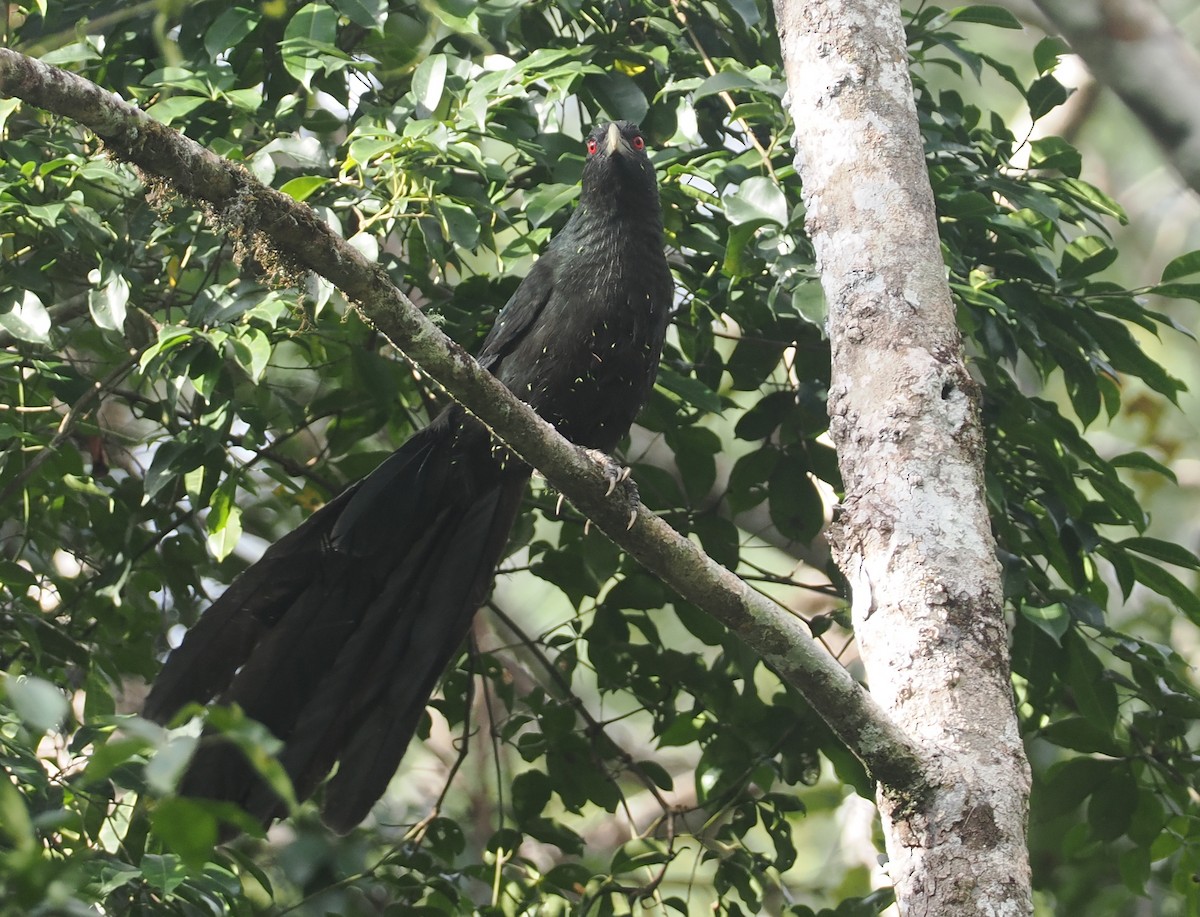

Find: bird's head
<box><xmin>579</xmin><ymin>121</ymin><xmax>659</xmax><ymax>210</ymax></box>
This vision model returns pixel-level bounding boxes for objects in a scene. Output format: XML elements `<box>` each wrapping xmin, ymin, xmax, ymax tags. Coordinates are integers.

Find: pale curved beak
<box><xmin>605</xmin><ymin>122</ymin><xmax>633</xmax><ymax>157</ymax></box>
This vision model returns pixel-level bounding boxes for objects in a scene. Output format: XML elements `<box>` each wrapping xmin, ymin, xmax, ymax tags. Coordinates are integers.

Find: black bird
<box><xmin>143</xmin><ymin>121</ymin><xmax>673</xmax><ymax>834</ymax></box>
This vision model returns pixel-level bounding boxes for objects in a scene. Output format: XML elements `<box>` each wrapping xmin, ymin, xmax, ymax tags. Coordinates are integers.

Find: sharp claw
<box><xmin>555</xmin><ymin>493</ymin><xmax>566</xmax><ymax>517</ymax></box>
<box><xmin>584</xmin><ymin>519</ymin><xmax>592</xmax><ymax>536</ymax></box>
<box><xmin>605</xmin><ymin>476</ymin><xmax>618</xmax><ymax>497</ymax></box>
<box><xmin>627</xmin><ymin>509</ymin><xmax>637</xmax><ymax>530</ymax></box>
<box><xmin>619</xmin><ymin>466</ymin><xmax>631</xmax><ymax>483</ymax></box>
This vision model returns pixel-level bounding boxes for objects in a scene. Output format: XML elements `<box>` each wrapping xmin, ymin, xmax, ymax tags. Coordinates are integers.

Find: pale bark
<box><xmin>1033</xmin><ymin>0</ymin><xmax>1200</xmax><ymax>195</ymax></box>
<box><xmin>772</xmin><ymin>1</ymin><xmax>1033</xmax><ymax>915</ymax></box>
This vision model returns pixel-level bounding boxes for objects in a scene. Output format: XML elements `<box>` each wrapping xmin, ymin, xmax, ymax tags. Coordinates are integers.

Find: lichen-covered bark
<box><xmin>771</xmin><ymin>1</ymin><xmax>1033</xmax><ymax>914</ymax></box>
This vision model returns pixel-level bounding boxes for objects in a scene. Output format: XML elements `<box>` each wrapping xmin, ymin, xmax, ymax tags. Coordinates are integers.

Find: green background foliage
<box><xmin>2</xmin><ymin>0</ymin><xmax>1199</xmax><ymax>913</ymax></box>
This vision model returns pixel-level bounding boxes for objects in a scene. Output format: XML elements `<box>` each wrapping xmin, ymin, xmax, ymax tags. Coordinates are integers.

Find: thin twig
<box><xmin>670</xmin><ymin>0</ymin><xmax>779</xmax><ymax>179</ymax></box>
<box><xmin>403</xmin><ymin>657</ymin><xmax>478</xmax><ymax>848</ymax></box>
<box><xmin>486</xmin><ymin>602</ymin><xmax>672</xmax><ymax>812</ymax></box>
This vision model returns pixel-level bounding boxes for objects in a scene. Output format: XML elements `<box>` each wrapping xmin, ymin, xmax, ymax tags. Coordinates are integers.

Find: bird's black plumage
<box><xmin>142</xmin><ymin>121</ymin><xmax>673</xmax><ymax>834</ymax></box>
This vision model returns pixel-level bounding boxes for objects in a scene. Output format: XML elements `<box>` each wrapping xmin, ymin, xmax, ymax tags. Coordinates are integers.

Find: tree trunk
<box><xmin>771</xmin><ymin>1</ymin><xmax>1034</xmax><ymax>914</ymax></box>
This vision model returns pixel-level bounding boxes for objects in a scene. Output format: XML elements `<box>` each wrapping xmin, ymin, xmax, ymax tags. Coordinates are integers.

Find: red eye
<box><xmin>586</xmin><ymin>138</ymin><xmax>598</xmax><ymax>155</ymax></box>
<box><xmin>632</xmin><ymin>135</ymin><xmax>645</xmax><ymax>151</ymax></box>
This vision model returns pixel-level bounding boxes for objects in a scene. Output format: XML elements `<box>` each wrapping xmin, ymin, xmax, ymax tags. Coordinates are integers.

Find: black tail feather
<box><xmin>140</xmin><ymin>483</ymin><xmax>357</xmax><ymax>725</ymax></box>
<box><xmin>144</xmin><ymin>411</ymin><xmax>530</xmax><ymax>832</ymax></box>
<box><xmin>322</xmin><ymin>478</ymin><xmax>527</xmax><ymax>831</ymax></box>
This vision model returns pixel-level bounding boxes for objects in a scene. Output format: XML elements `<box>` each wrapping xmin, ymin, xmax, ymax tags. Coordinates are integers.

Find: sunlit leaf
<box><xmin>5</xmin><ymin>674</ymin><xmax>69</xmax><ymax>733</ymax></box>
<box><xmin>0</xmin><ymin>290</ymin><xmax>50</xmax><ymax>343</ymax></box>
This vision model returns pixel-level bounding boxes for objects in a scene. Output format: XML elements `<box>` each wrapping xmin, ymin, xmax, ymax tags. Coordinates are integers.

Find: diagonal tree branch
<box><xmin>0</xmin><ymin>47</ymin><xmax>926</xmax><ymax>797</ymax></box>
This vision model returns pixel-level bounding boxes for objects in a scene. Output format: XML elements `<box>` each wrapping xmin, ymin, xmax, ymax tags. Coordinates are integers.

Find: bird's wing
<box><xmin>475</xmin><ymin>249</ymin><xmax>557</xmax><ymax>372</ymax></box>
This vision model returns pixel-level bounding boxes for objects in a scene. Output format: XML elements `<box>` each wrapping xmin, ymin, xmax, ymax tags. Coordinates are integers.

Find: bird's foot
<box><xmin>580</xmin><ymin>448</ymin><xmax>640</xmax><ymax>530</ymax></box>
<box><xmin>581</xmin><ymin>448</ymin><xmax>632</xmax><ymax>496</ymax></box>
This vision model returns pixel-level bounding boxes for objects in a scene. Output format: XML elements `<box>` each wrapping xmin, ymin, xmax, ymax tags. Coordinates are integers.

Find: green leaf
<box><xmin>1038</xmin><ymin>716</ymin><xmax>1121</xmax><ymax>755</ymax></box>
<box><xmin>0</xmin><ymin>560</ymin><xmax>37</xmax><ymax>592</ymax></box>
<box><xmin>693</xmin><ymin>72</ymin><xmax>757</xmax><ymax>100</ymax></box>
<box><xmin>413</xmin><ymin>53</ymin><xmax>449</xmax><ymax>113</ymax></box>
<box><xmin>1087</xmin><ymin>769</ymin><xmax>1137</xmax><ymax>841</ymax></box>
<box><xmin>0</xmin><ymin>97</ymin><xmax>20</xmax><ymax>134</ymax></box>
<box><xmin>674</xmin><ymin>602</ymin><xmax>726</xmax><ymax>646</ymax></box>
<box><xmin>151</xmin><ymin>797</ymin><xmax>219</xmax><ymax>870</ymax></box>
<box><xmin>589</xmin><ymin>71</ymin><xmax>649</xmax><ymax>122</ymax></box>
<box><xmin>656</xmin><ymin>366</ymin><xmax>724</xmax><ymax>413</ymax></box>
<box><xmin>285</xmin><ymin>1</ymin><xmax>338</xmax><ymax>43</ymax></box>
<box><xmin>0</xmin><ymin>290</ymin><xmax>51</xmax><ymax>343</ymax></box>
<box><xmin>1059</xmin><ymin>177</ymin><xmax>1126</xmax><ymax>221</ymax></box>
<box><xmin>723</xmin><ymin>221</ymin><xmax>759</xmax><ymax>276</ymax></box>
<box><xmin>610</xmin><ymin>837</ymin><xmax>670</xmax><ymax>875</ymax></box>
<box><xmin>278</xmin><ymin>175</ymin><xmax>329</xmax><ymax>202</ymax></box>
<box><xmin>724</xmin><ymin>176</ymin><xmax>788</xmax><ymax>227</ymax></box>
<box><xmin>87</xmin><ymin>270</ymin><xmax>130</xmax><ymax>331</ymax></box>
<box><xmin>282</xmin><ymin>3</ymin><xmax>340</xmax><ymax>89</ymax></box>
<box><xmin>0</xmin><ymin>764</ymin><xmax>36</xmax><ymax>851</ymax></box>
<box><xmin>91</xmin><ymin>862</ymin><xmax>143</xmax><ymax>897</ymax></box>
<box><xmin>1128</xmin><ymin>788</ymin><xmax>1166</xmax><ymax>846</ymax></box>
<box><xmin>139</xmin><ymin>854</ymin><xmax>188</xmax><ymax>896</ymax></box>
<box><xmin>523</xmin><ymin>182</ymin><xmax>579</xmax><ymax>228</ymax></box>
<box><xmin>667</xmin><ymin>425</ymin><xmax>720</xmax><ymax>502</ymax></box>
<box><xmin>691</xmin><ymin>514</ymin><xmax>740</xmax><ymax>569</ymax></box>
<box><xmin>204</xmin><ymin>707</ymin><xmax>297</xmax><ymax>813</ymax></box>
<box><xmin>1018</xmin><ymin>603</ymin><xmax>1070</xmax><ymax>643</ymax></box>
<box><xmin>635</xmin><ymin>759</ymin><xmax>674</xmax><ymax>791</ymax></box>
<box><xmin>1026</xmin><ymin>74</ymin><xmax>1068</xmax><ymax>121</ymax></box>
<box><xmin>232</xmin><ymin>328</ymin><xmax>272</xmax><ymax>382</ymax></box>
<box><xmin>439</xmin><ymin>200</ymin><xmax>480</xmax><ymax>248</ymax></box>
<box><xmin>1036</xmin><ymin>757</ymin><xmax>1114</xmax><ymax>820</ymax></box>
<box><xmin>1109</xmin><ymin>450</ymin><xmax>1177</xmax><ymax>483</ymax></box>
<box><xmin>5</xmin><ymin>673</ymin><xmax>69</xmax><ymax>733</ymax></box>
<box><xmin>1151</xmin><ymin>281</ymin><xmax>1200</xmax><ymax>302</ymax></box>
<box><xmin>1060</xmin><ymin>235</ymin><xmax>1117</xmax><ymax>281</ymax></box>
<box><xmin>1129</xmin><ymin>557</ymin><xmax>1200</xmax><ymax>625</ymax></box>
<box><xmin>768</xmin><ymin>462</ymin><xmax>824</xmax><ymax>542</ymax></box>
<box><xmin>1160</xmin><ymin>249</ymin><xmax>1200</xmax><ymax>282</ymax></box>
<box><xmin>144</xmin><ymin>439</ymin><xmax>204</xmax><ymax>500</ymax></box>
<box><xmin>144</xmin><ymin>735</ymin><xmax>198</xmax><ymax>795</ymax></box>
<box><xmin>1118</xmin><ymin>537</ymin><xmax>1200</xmax><ymax>569</ymax></box>
<box><xmin>512</xmin><ymin>770</ymin><xmax>552</xmax><ymax>820</ymax></box>
<box><xmin>207</xmin><ymin>503</ymin><xmax>243</xmax><ymax>562</ymax></box>
<box><xmin>331</xmin><ymin>0</ymin><xmax>385</xmax><ymax>29</ymax></box>
<box><xmin>948</xmin><ymin>5</ymin><xmax>1022</xmax><ymax>29</ymax></box>
<box><xmin>1033</xmin><ymin>35</ymin><xmax>1070</xmax><ymax>75</ymax></box>
<box><xmin>221</xmin><ymin>86</ymin><xmax>263</xmax><ymax>112</ymax></box>
<box><xmin>1118</xmin><ymin>846</ymin><xmax>1151</xmax><ymax>895</ymax></box>
<box><xmin>224</xmin><ymin>847</ymin><xmax>275</xmax><ymax>898</ymax></box>
<box><xmin>140</xmin><ymin>325</ymin><xmax>195</xmax><ymax>369</ymax></box>
<box><xmin>145</xmin><ymin>95</ymin><xmax>208</xmax><ymax>125</ymax></box>
<box><xmin>1064</xmin><ymin>633</ymin><xmax>1118</xmax><ymax>731</ymax></box>
<box><xmin>204</xmin><ymin>6</ymin><xmax>259</xmax><ymax>57</ymax></box>
<box><xmin>1081</xmin><ymin>468</ymin><xmax>1147</xmax><ymax>527</ymax></box>
<box><xmin>727</xmin><ymin>447</ymin><xmax>778</xmax><ymax>513</ymax></box>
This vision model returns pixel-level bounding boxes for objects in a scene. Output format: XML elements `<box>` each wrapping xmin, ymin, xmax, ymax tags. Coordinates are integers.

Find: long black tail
<box><xmin>143</xmin><ymin>409</ymin><xmax>529</xmax><ymax>833</ymax></box>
